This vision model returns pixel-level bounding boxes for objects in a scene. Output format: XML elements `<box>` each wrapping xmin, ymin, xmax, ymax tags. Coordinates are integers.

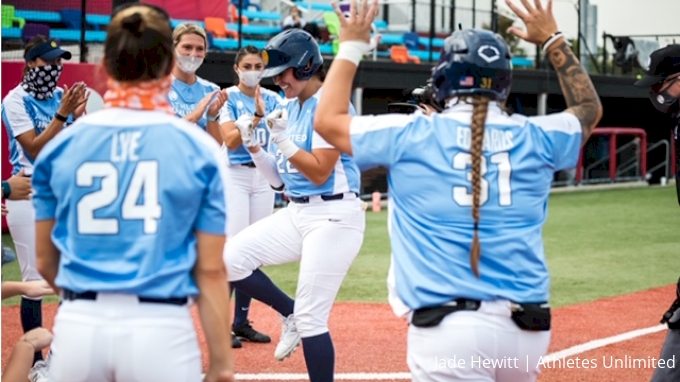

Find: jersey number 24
<box><xmin>452</xmin><ymin>152</ymin><xmax>512</xmax><ymax>206</ymax></box>
<box><xmin>76</xmin><ymin>161</ymin><xmax>161</xmax><ymax>235</ymax></box>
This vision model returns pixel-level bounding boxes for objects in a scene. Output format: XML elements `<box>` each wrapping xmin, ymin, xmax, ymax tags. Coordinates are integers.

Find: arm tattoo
<box><xmin>549</xmin><ymin>41</ymin><xmax>602</xmax><ymax>142</ymax></box>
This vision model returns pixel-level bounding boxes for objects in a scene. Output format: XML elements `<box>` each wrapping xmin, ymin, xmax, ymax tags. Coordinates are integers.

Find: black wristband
<box><xmin>54</xmin><ymin>113</ymin><xmax>68</xmax><ymax>122</ymax></box>
<box><xmin>254</xmin><ymin>112</ymin><xmax>264</xmax><ymax>118</ymax></box>
<box><xmin>2</xmin><ymin>181</ymin><xmax>10</xmax><ymax>199</ymax></box>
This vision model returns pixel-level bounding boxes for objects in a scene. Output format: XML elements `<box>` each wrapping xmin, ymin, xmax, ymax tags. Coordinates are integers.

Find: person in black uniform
<box><xmin>634</xmin><ymin>44</ymin><xmax>680</xmax><ymax>382</ymax></box>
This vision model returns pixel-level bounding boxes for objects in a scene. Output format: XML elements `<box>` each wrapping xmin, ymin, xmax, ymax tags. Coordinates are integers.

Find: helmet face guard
<box><xmin>431</xmin><ymin>29</ymin><xmax>513</xmax><ymax>104</ymax></box>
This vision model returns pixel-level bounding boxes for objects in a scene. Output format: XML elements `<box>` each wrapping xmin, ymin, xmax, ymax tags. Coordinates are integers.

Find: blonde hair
<box><xmin>173</xmin><ymin>23</ymin><xmax>208</xmax><ymax>50</ymax></box>
<box><xmin>468</xmin><ymin>95</ymin><xmax>490</xmax><ymax>278</ymax></box>
<box><xmin>105</xmin><ymin>4</ymin><xmax>173</xmax><ymax>81</ymax></box>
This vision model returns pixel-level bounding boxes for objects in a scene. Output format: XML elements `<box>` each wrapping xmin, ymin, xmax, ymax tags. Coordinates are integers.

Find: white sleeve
<box><xmin>4</xmin><ymin>95</ymin><xmax>35</xmax><ymax>138</ymax></box>
<box><xmin>250</xmin><ymin>149</ymin><xmax>284</xmax><ymax>191</ymax></box>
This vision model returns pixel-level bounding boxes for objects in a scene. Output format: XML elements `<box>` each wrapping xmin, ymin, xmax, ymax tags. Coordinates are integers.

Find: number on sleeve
<box><xmin>76</xmin><ymin>161</ymin><xmax>162</xmax><ymax>235</ymax></box>
<box><xmin>452</xmin><ymin>152</ymin><xmax>512</xmax><ymax>207</ymax></box>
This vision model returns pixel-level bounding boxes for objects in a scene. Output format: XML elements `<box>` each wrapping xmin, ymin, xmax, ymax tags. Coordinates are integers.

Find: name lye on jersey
<box><xmin>111</xmin><ymin>131</ymin><xmax>142</xmax><ymax>162</ymax></box>
<box><xmin>456</xmin><ymin>126</ymin><xmax>515</xmax><ymax>152</ymax></box>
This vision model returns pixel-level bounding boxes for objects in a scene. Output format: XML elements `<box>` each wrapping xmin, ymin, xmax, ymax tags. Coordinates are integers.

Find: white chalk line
<box><xmin>221</xmin><ymin>324</ymin><xmax>668</xmax><ymax>380</ymax></box>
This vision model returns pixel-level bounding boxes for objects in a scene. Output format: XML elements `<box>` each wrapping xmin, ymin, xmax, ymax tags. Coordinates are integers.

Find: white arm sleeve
<box><xmin>250</xmin><ymin>148</ymin><xmax>285</xmax><ymax>191</ymax></box>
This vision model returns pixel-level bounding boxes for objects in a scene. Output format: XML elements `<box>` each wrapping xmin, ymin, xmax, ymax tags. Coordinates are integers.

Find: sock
<box><xmin>21</xmin><ymin>297</ymin><xmax>44</xmax><ymax>364</ymax></box>
<box><xmin>302</xmin><ymin>332</ymin><xmax>335</xmax><ymax>382</ymax></box>
<box><xmin>231</xmin><ymin>269</ymin><xmax>294</xmax><ymax>317</ymax></box>
<box><xmin>233</xmin><ymin>288</ymin><xmax>252</xmax><ymax>327</ymax></box>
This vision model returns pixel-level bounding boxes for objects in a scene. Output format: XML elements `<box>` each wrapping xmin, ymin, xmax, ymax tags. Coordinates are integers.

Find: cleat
<box><xmin>232</xmin><ymin>333</ymin><xmax>242</xmax><ymax>349</ymax></box>
<box><xmin>29</xmin><ymin>360</ymin><xmax>49</xmax><ymax>382</ymax></box>
<box><xmin>274</xmin><ymin>314</ymin><xmax>301</xmax><ymax>361</ymax></box>
<box><xmin>233</xmin><ymin>320</ymin><xmax>271</xmax><ymax>343</ymax></box>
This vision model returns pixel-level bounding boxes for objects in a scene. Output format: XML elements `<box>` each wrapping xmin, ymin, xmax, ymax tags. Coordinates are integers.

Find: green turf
<box><xmin>2</xmin><ymin>185</ymin><xmax>678</xmax><ymax>308</ymax></box>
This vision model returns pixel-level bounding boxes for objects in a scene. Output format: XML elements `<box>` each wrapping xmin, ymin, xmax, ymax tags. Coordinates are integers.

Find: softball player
<box><xmin>1</xmin><ymin>35</ymin><xmax>87</xmax><ymax>366</ymax></box>
<box><xmin>169</xmin><ymin>22</ymin><xmax>228</xmax><ymax>144</ymax></box>
<box><xmin>31</xmin><ymin>4</ymin><xmax>234</xmax><ymax>382</ymax></box>
<box><xmin>225</xmin><ymin>29</ymin><xmax>366</xmax><ymax>382</ymax></box>
<box><xmin>218</xmin><ymin>45</ymin><xmax>283</xmax><ymax>348</ymax></box>
<box><xmin>314</xmin><ymin>1</ymin><xmax>602</xmax><ymax>381</ymax></box>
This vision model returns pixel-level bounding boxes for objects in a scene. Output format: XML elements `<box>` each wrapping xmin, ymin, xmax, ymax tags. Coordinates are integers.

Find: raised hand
<box><xmin>255</xmin><ymin>86</ymin><xmax>265</xmax><ymax>118</ymax></box>
<box><xmin>73</xmin><ymin>85</ymin><xmax>91</xmax><ymax>119</ymax></box>
<box><xmin>208</xmin><ymin>89</ymin><xmax>229</xmax><ymax>120</ymax></box>
<box><xmin>58</xmin><ymin>82</ymin><xmax>88</xmax><ymax>117</ymax></box>
<box><xmin>505</xmin><ymin>0</ymin><xmax>559</xmax><ymax>46</ymax></box>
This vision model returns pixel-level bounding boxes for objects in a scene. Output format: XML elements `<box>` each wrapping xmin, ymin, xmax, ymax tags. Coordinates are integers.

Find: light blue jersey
<box><xmin>349</xmin><ymin>102</ymin><xmax>582</xmax><ymax>310</ymax></box>
<box><xmin>31</xmin><ymin>108</ymin><xmax>228</xmax><ymax>299</ymax></box>
<box><xmin>168</xmin><ymin>76</ymin><xmax>219</xmax><ymax>130</ymax></box>
<box><xmin>219</xmin><ymin>85</ymin><xmax>283</xmax><ymax>165</ymax></box>
<box><xmin>1</xmin><ymin>85</ymin><xmax>74</xmax><ymax>175</ymax></box>
<box><xmin>274</xmin><ymin>88</ymin><xmax>361</xmax><ymax>198</ymax></box>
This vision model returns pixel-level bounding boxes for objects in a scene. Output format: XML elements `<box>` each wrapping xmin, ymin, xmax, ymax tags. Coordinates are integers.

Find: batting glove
<box><xmin>235</xmin><ymin>114</ymin><xmax>258</xmax><ymax>148</ymax></box>
<box><xmin>266</xmin><ymin>109</ymin><xmax>289</xmax><ymax>144</ymax></box>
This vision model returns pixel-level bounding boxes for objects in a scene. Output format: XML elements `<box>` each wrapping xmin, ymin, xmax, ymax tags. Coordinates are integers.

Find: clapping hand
<box><xmin>208</xmin><ymin>89</ymin><xmax>229</xmax><ymax>121</ymax></box>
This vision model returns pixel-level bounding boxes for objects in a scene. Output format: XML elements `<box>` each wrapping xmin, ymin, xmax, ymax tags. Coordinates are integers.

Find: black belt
<box><xmin>411</xmin><ymin>298</ymin><xmax>481</xmax><ymax>328</ymax></box>
<box><xmin>62</xmin><ymin>289</ymin><xmax>188</xmax><ymax>306</ymax></box>
<box><xmin>240</xmin><ymin>162</ymin><xmax>256</xmax><ymax>168</ymax></box>
<box><xmin>289</xmin><ymin>192</ymin><xmax>358</xmax><ymax>204</ymax></box>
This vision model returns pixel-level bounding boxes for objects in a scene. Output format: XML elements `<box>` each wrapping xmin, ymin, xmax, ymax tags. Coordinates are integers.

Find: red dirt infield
<box><xmin>2</xmin><ymin>284</ymin><xmax>676</xmax><ymax>381</ymax></box>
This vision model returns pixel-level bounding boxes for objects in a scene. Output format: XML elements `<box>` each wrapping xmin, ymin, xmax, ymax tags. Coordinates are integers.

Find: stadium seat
<box><xmin>390</xmin><ymin>46</ymin><xmax>420</xmax><ymax>64</ymax></box>
<box><xmin>2</xmin><ymin>5</ymin><xmax>26</xmax><ymax>28</ymax></box>
<box><xmin>205</xmin><ymin>17</ymin><xmax>238</xmax><ymax>39</ymax></box>
<box><xmin>22</xmin><ymin>23</ymin><xmax>51</xmax><ymax>44</ymax></box>
<box><xmin>228</xmin><ymin>5</ymin><xmax>249</xmax><ymax>24</ymax></box>
<box><xmin>171</xmin><ymin>19</ymin><xmax>206</xmax><ymax>29</ymax></box>
<box><xmin>85</xmin><ymin>14</ymin><xmax>111</xmax><ymax>28</ymax></box>
<box><xmin>15</xmin><ymin>10</ymin><xmax>60</xmax><ymax>23</ymax></box>
<box><xmin>1</xmin><ymin>27</ymin><xmax>22</xmax><ymax>39</ymax></box>
<box><xmin>226</xmin><ymin>23</ymin><xmax>280</xmax><ymax>35</ymax></box>
<box><xmin>231</xmin><ymin>0</ymin><xmax>261</xmax><ymax>12</ymax></box>
<box><xmin>242</xmin><ymin>10</ymin><xmax>281</xmax><ymax>23</ymax></box>
<box><xmin>403</xmin><ymin>32</ymin><xmax>419</xmax><ymax>50</ymax></box>
<box><xmin>60</xmin><ymin>9</ymin><xmax>83</xmax><ymax>30</ymax></box>
<box><xmin>51</xmin><ymin>29</ymin><xmax>107</xmax><ymax>42</ymax></box>
<box><xmin>380</xmin><ymin>34</ymin><xmax>404</xmax><ymax>45</ymax></box>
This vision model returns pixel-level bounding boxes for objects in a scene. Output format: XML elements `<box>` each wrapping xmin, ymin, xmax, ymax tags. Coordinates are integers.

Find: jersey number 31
<box><xmin>452</xmin><ymin>152</ymin><xmax>512</xmax><ymax>206</ymax></box>
<box><xmin>76</xmin><ymin>161</ymin><xmax>161</xmax><ymax>235</ymax></box>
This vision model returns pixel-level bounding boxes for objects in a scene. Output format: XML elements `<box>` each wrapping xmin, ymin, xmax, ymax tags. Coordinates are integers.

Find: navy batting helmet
<box><xmin>260</xmin><ymin>29</ymin><xmax>323</xmax><ymax>81</ymax></box>
<box><xmin>431</xmin><ymin>29</ymin><xmax>512</xmax><ymax>104</ymax></box>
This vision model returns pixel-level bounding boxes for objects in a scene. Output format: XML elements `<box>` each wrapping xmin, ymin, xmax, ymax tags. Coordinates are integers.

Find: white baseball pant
<box><xmin>49</xmin><ymin>293</ymin><xmax>201</xmax><ymax>382</ymax></box>
<box><xmin>4</xmin><ymin>199</ymin><xmax>43</xmax><ymax>285</ymax></box>
<box><xmin>222</xmin><ymin>162</ymin><xmax>275</xmax><ymax>237</ymax></box>
<box><xmin>224</xmin><ymin>195</ymin><xmax>365</xmax><ymax>337</ymax></box>
<box><xmin>407</xmin><ymin>300</ymin><xmax>551</xmax><ymax>382</ymax></box>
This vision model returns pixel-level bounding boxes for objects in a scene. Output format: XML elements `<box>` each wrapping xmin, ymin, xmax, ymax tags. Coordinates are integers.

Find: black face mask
<box><xmin>649</xmin><ymin>78</ymin><xmax>680</xmax><ymax>115</ymax></box>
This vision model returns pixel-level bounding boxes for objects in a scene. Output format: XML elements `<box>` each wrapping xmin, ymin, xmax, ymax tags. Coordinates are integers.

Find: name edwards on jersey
<box><xmin>456</xmin><ymin>126</ymin><xmax>515</xmax><ymax>152</ymax></box>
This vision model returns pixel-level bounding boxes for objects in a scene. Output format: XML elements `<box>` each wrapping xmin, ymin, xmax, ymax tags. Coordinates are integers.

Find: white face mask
<box><xmin>238</xmin><ymin>70</ymin><xmax>263</xmax><ymax>88</ymax></box>
<box><xmin>176</xmin><ymin>50</ymin><xmax>204</xmax><ymax>74</ymax></box>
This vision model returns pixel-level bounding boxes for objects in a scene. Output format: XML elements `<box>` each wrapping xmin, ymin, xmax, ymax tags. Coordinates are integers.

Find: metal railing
<box><xmin>647</xmin><ymin>140</ymin><xmax>670</xmax><ymax>182</ymax></box>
